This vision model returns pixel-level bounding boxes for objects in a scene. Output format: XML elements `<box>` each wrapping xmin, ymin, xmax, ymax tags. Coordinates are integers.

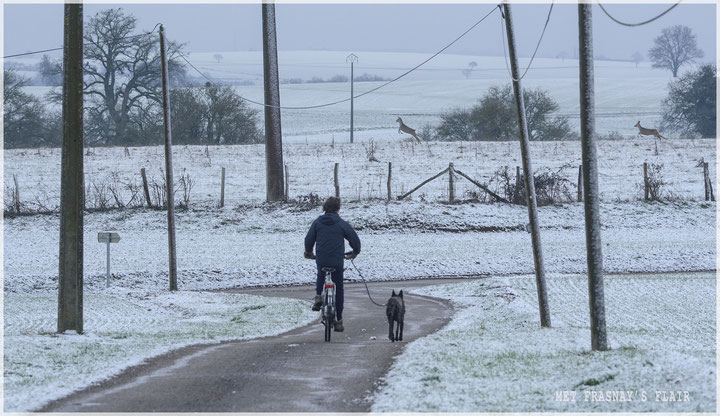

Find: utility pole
<box><xmin>502</xmin><ymin>3</ymin><xmax>551</xmax><ymax>328</ymax></box>
<box><xmin>578</xmin><ymin>3</ymin><xmax>608</xmax><ymax>351</ymax></box>
<box><xmin>58</xmin><ymin>2</ymin><xmax>84</xmax><ymax>333</ymax></box>
<box><xmin>159</xmin><ymin>24</ymin><xmax>178</xmax><ymax>291</ymax></box>
<box><xmin>347</xmin><ymin>53</ymin><xmax>358</xmax><ymax>143</ymax></box>
<box><xmin>262</xmin><ymin>2</ymin><xmax>285</xmax><ymax>201</ymax></box>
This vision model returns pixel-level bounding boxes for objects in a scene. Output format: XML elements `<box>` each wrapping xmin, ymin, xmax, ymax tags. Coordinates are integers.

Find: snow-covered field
<box><xmin>3</xmin><ymin>288</ymin><xmax>315</xmax><ymax>412</ymax></box>
<box><xmin>372</xmin><ymin>272</ymin><xmax>716</xmax><ymax>412</ymax></box>
<box><xmin>5</xmin><ymin>44</ymin><xmax>716</xmax><ymax>412</ymax></box>
<box><xmin>4</xmin><ymin>139</ymin><xmax>715</xmax><ymax>210</ymax></box>
<box><xmin>3</xmin><ymin>200</ymin><xmax>716</xmax><ymax>293</ymax></box>
<box><xmin>17</xmin><ymin>51</ymin><xmax>686</xmax><ymax>140</ymax></box>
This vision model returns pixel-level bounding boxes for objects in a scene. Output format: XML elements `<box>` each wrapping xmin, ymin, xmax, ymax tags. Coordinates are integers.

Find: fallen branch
<box><xmin>454</xmin><ymin>169</ymin><xmax>510</xmax><ymax>203</ymax></box>
<box><xmin>398</xmin><ymin>167</ymin><xmax>450</xmax><ymax>200</ymax></box>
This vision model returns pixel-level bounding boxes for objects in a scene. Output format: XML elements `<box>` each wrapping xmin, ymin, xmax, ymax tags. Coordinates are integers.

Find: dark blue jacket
<box><xmin>305</xmin><ymin>213</ymin><xmax>361</xmax><ymax>267</ymax></box>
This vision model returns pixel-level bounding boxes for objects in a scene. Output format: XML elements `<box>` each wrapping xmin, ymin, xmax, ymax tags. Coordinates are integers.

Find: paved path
<box><xmin>43</xmin><ymin>279</ymin><xmax>463</xmax><ymax>412</ymax></box>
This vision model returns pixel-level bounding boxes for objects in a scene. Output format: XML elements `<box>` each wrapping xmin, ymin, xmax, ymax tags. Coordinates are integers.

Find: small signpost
<box><xmin>98</xmin><ymin>232</ymin><xmax>120</xmax><ymax>288</ymax></box>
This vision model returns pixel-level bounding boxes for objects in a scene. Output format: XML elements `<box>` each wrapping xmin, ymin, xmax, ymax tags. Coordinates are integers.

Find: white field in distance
<box><xmin>14</xmin><ymin>50</ymin><xmax>689</xmax><ymax>142</ymax></box>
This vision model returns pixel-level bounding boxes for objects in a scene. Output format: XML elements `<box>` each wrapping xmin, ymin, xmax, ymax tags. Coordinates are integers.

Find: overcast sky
<box><xmin>3</xmin><ymin>2</ymin><xmax>716</xmax><ymax>63</ymax></box>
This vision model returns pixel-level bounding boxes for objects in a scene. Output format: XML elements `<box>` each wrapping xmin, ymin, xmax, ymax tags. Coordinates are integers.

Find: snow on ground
<box><xmin>371</xmin><ymin>272</ymin><xmax>716</xmax><ymax>412</ymax></box>
<box><xmin>4</xmin><ymin>140</ymin><xmax>714</xmax><ymax>411</ymax></box>
<box><xmin>20</xmin><ymin>51</ymin><xmax>680</xmax><ymax>140</ymax></box>
<box><xmin>3</xmin><ymin>287</ymin><xmax>316</xmax><ymax>412</ymax></box>
<box><xmin>4</xmin><ymin>139</ymin><xmax>715</xmax><ymax>209</ymax></box>
<box><xmin>3</xmin><ymin>200</ymin><xmax>715</xmax><ymax>294</ymax></box>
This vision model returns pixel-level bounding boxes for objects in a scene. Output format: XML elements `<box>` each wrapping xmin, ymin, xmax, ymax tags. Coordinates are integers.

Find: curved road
<box><xmin>42</xmin><ymin>279</ymin><xmax>460</xmax><ymax>412</ymax></box>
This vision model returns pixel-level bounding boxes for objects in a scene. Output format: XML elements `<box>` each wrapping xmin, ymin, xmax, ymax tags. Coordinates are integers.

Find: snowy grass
<box><xmin>3</xmin><ymin>200</ymin><xmax>715</xmax><ymax>294</ymax></box>
<box><xmin>3</xmin><ymin>288</ymin><xmax>316</xmax><ymax>412</ymax></box>
<box><xmin>371</xmin><ymin>272</ymin><xmax>716</xmax><ymax>412</ymax></box>
<box><xmin>4</xmin><ymin>139</ymin><xmax>715</xmax><ymax>210</ymax></box>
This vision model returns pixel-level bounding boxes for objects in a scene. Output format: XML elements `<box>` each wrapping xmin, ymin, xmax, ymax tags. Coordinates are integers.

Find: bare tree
<box><xmin>631</xmin><ymin>51</ymin><xmax>643</xmax><ymax>68</ymax></box>
<box><xmin>461</xmin><ymin>61</ymin><xmax>478</xmax><ymax>79</ymax></box>
<box><xmin>82</xmin><ymin>8</ymin><xmax>186</xmax><ymax>145</ymax></box>
<box><xmin>38</xmin><ymin>54</ymin><xmax>63</xmax><ymax>86</ymax></box>
<box><xmin>213</xmin><ymin>53</ymin><xmax>224</xmax><ymax>63</ymax></box>
<box><xmin>3</xmin><ymin>70</ymin><xmax>58</xmax><ymax>148</ymax></box>
<box><xmin>649</xmin><ymin>25</ymin><xmax>704</xmax><ymax>77</ymax></box>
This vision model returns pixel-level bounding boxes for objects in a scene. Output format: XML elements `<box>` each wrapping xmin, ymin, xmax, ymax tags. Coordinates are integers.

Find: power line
<box><xmin>500</xmin><ymin>1</ymin><xmax>554</xmax><ymax>82</ymax></box>
<box><xmin>179</xmin><ymin>5</ymin><xmax>499</xmax><ymax>110</ymax></box>
<box><xmin>3</xmin><ymin>26</ymin><xmax>160</xmax><ymax>60</ymax></box>
<box><xmin>597</xmin><ymin>1</ymin><xmax>681</xmax><ymax>27</ymax></box>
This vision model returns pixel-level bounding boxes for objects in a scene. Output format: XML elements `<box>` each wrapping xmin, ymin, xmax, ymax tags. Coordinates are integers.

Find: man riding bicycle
<box><xmin>304</xmin><ymin>196</ymin><xmax>361</xmax><ymax>332</ymax></box>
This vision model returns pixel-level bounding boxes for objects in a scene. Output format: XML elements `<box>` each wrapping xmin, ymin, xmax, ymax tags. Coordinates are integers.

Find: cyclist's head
<box><xmin>323</xmin><ymin>196</ymin><xmax>341</xmax><ymax>213</ymax></box>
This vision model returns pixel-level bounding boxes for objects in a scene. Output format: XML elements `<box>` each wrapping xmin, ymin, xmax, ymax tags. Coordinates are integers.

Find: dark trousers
<box><xmin>316</xmin><ymin>267</ymin><xmax>344</xmax><ymax>320</ymax></box>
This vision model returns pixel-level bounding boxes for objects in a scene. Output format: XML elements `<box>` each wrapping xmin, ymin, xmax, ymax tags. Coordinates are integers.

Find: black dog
<box><xmin>386</xmin><ymin>290</ymin><xmax>405</xmax><ymax>342</ymax></box>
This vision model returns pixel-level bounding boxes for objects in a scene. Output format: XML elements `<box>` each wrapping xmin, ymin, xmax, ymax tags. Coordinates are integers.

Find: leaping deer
<box><xmin>634</xmin><ymin>121</ymin><xmax>666</xmax><ymax>140</ymax></box>
<box><xmin>396</xmin><ymin>117</ymin><xmax>422</xmax><ymax>143</ymax></box>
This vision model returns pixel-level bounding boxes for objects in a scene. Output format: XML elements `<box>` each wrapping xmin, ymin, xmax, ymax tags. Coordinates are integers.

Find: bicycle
<box><xmin>319</xmin><ymin>266</ymin><xmax>336</xmax><ymax>342</ymax></box>
<box><xmin>306</xmin><ymin>251</ymin><xmax>356</xmax><ymax>342</ymax></box>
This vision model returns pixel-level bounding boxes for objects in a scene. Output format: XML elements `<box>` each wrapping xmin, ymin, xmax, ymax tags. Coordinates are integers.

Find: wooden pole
<box><xmin>334</xmin><ymin>163</ymin><xmax>340</xmax><ymax>198</ymax></box>
<box><xmin>448</xmin><ymin>163</ymin><xmax>456</xmax><ymax>202</ymax></box>
<box><xmin>13</xmin><ymin>174</ymin><xmax>20</xmax><ymax>213</ymax></box>
<box><xmin>387</xmin><ymin>162</ymin><xmax>392</xmax><ymax>201</ymax></box>
<box><xmin>503</xmin><ymin>3</ymin><xmax>551</xmax><ymax>328</ymax></box>
<box><xmin>577</xmin><ymin>164</ymin><xmax>583</xmax><ymax>202</ymax></box>
<box><xmin>58</xmin><ymin>2</ymin><xmax>84</xmax><ymax>334</ymax></box>
<box><xmin>515</xmin><ymin>165</ymin><xmax>522</xmax><ymax>205</ymax></box>
<box><xmin>262</xmin><ymin>3</ymin><xmax>285</xmax><ymax>201</ymax></box>
<box><xmin>705</xmin><ymin>162</ymin><xmax>714</xmax><ymax>201</ymax></box>
<box><xmin>159</xmin><ymin>25</ymin><xmax>178</xmax><ymax>291</ymax></box>
<box><xmin>643</xmin><ymin>162</ymin><xmax>649</xmax><ymax>201</ymax></box>
<box><xmin>284</xmin><ymin>164</ymin><xmax>289</xmax><ymax>201</ymax></box>
<box><xmin>141</xmin><ymin>168</ymin><xmax>151</xmax><ymax>208</ymax></box>
<box><xmin>220</xmin><ymin>167</ymin><xmax>226</xmax><ymax>208</ymax></box>
<box><xmin>579</xmin><ymin>3</ymin><xmax>608</xmax><ymax>351</ymax></box>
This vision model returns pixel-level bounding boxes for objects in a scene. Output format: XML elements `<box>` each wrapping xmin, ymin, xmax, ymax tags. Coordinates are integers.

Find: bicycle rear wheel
<box><xmin>324</xmin><ymin>304</ymin><xmax>334</xmax><ymax>342</ymax></box>
<box><xmin>324</xmin><ymin>316</ymin><xmax>332</xmax><ymax>342</ymax></box>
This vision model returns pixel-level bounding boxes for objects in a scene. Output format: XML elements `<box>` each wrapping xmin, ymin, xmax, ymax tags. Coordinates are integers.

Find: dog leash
<box><xmin>349</xmin><ymin>258</ymin><xmax>386</xmax><ymax>307</ymax></box>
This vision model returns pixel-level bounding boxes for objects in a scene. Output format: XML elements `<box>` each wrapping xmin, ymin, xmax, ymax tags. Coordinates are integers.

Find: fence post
<box><xmin>577</xmin><ymin>164</ymin><xmax>583</xmax><ymax>202</ymax></box>
<box><xmin>448</xmin><ymin>162</ymin><xmax>455</xmax><ymax>202</ymax></box>
<box><xmin>13</xmin><ymin>174</ymin><xmax>20</xmax><ymax>213</ymax></box>
<box><xmin>703</xmin><ymin>162</ymin><xmax>709</xmax><ymax>201</ymax></box>
<box><xmin>334</xmin><ymin>163</ymin><xmax>340</xmax><ymax>198</ymax></box>
<box><xmin>705</xmin><ymin>162</ymin><xmax>714</xmax><ymax>201</ymax></box>
<box><xmin>643</xmin><ymin>162</ymin><xmax>649</xmax><ymax>201</ymax></box>
<box><xmin>141</xmin><ymin>168</ymin><xmax>151</xmax><ymax>208</ymax></box>
<box><xmin>284</xmin><ymin>164</ymin><xmax>289</xmax><ymax>201</ymax></box>
<box><xmin>387</xmin><ymin>162</ymin><xmax>392</xmax><ymax>201</ymax></box>
<box><xmin>220</xmin><ymin>167</ymin><xmax>226</xmax><ymax>208</ymax></box>
<box><xmin>515</xmin><ymin>165</ymin><xmax>522</xmax><ymax>204</ymax></box>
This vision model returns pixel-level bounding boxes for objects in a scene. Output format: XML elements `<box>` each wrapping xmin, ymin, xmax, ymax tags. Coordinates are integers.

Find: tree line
<box><xmin>3</xmin><ymin>12</ymin><xmax>716</xmax><ymax>149</ymax></box>
<box><xmin>3</xmin><ymin>8</ymin><xmax>261</xmax><ymax>149</ymax></box>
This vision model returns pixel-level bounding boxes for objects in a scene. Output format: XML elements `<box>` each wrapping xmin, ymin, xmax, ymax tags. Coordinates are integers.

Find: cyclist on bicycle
<box><xmin>304</xmin><ymin>196</ymin><xmax>361</xmax><ymax>332</ymax></box>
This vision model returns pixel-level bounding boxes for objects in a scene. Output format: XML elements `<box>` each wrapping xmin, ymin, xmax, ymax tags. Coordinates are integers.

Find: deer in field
<box><xmin>396</xmin><ymin>117</ymin><xmax>422</xmax><ymax>143</ymax></box>
<box><xmin>634</xmin><ymin>121</ymin><xmax>666</xmax><ymax>140</ymax></box>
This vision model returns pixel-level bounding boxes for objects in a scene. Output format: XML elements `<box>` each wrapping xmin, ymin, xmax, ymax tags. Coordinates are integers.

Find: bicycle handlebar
<box><xmin>304</xmin><ymin>251</ymin><xmax>356</xmax><ymax>260</ymax></box>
